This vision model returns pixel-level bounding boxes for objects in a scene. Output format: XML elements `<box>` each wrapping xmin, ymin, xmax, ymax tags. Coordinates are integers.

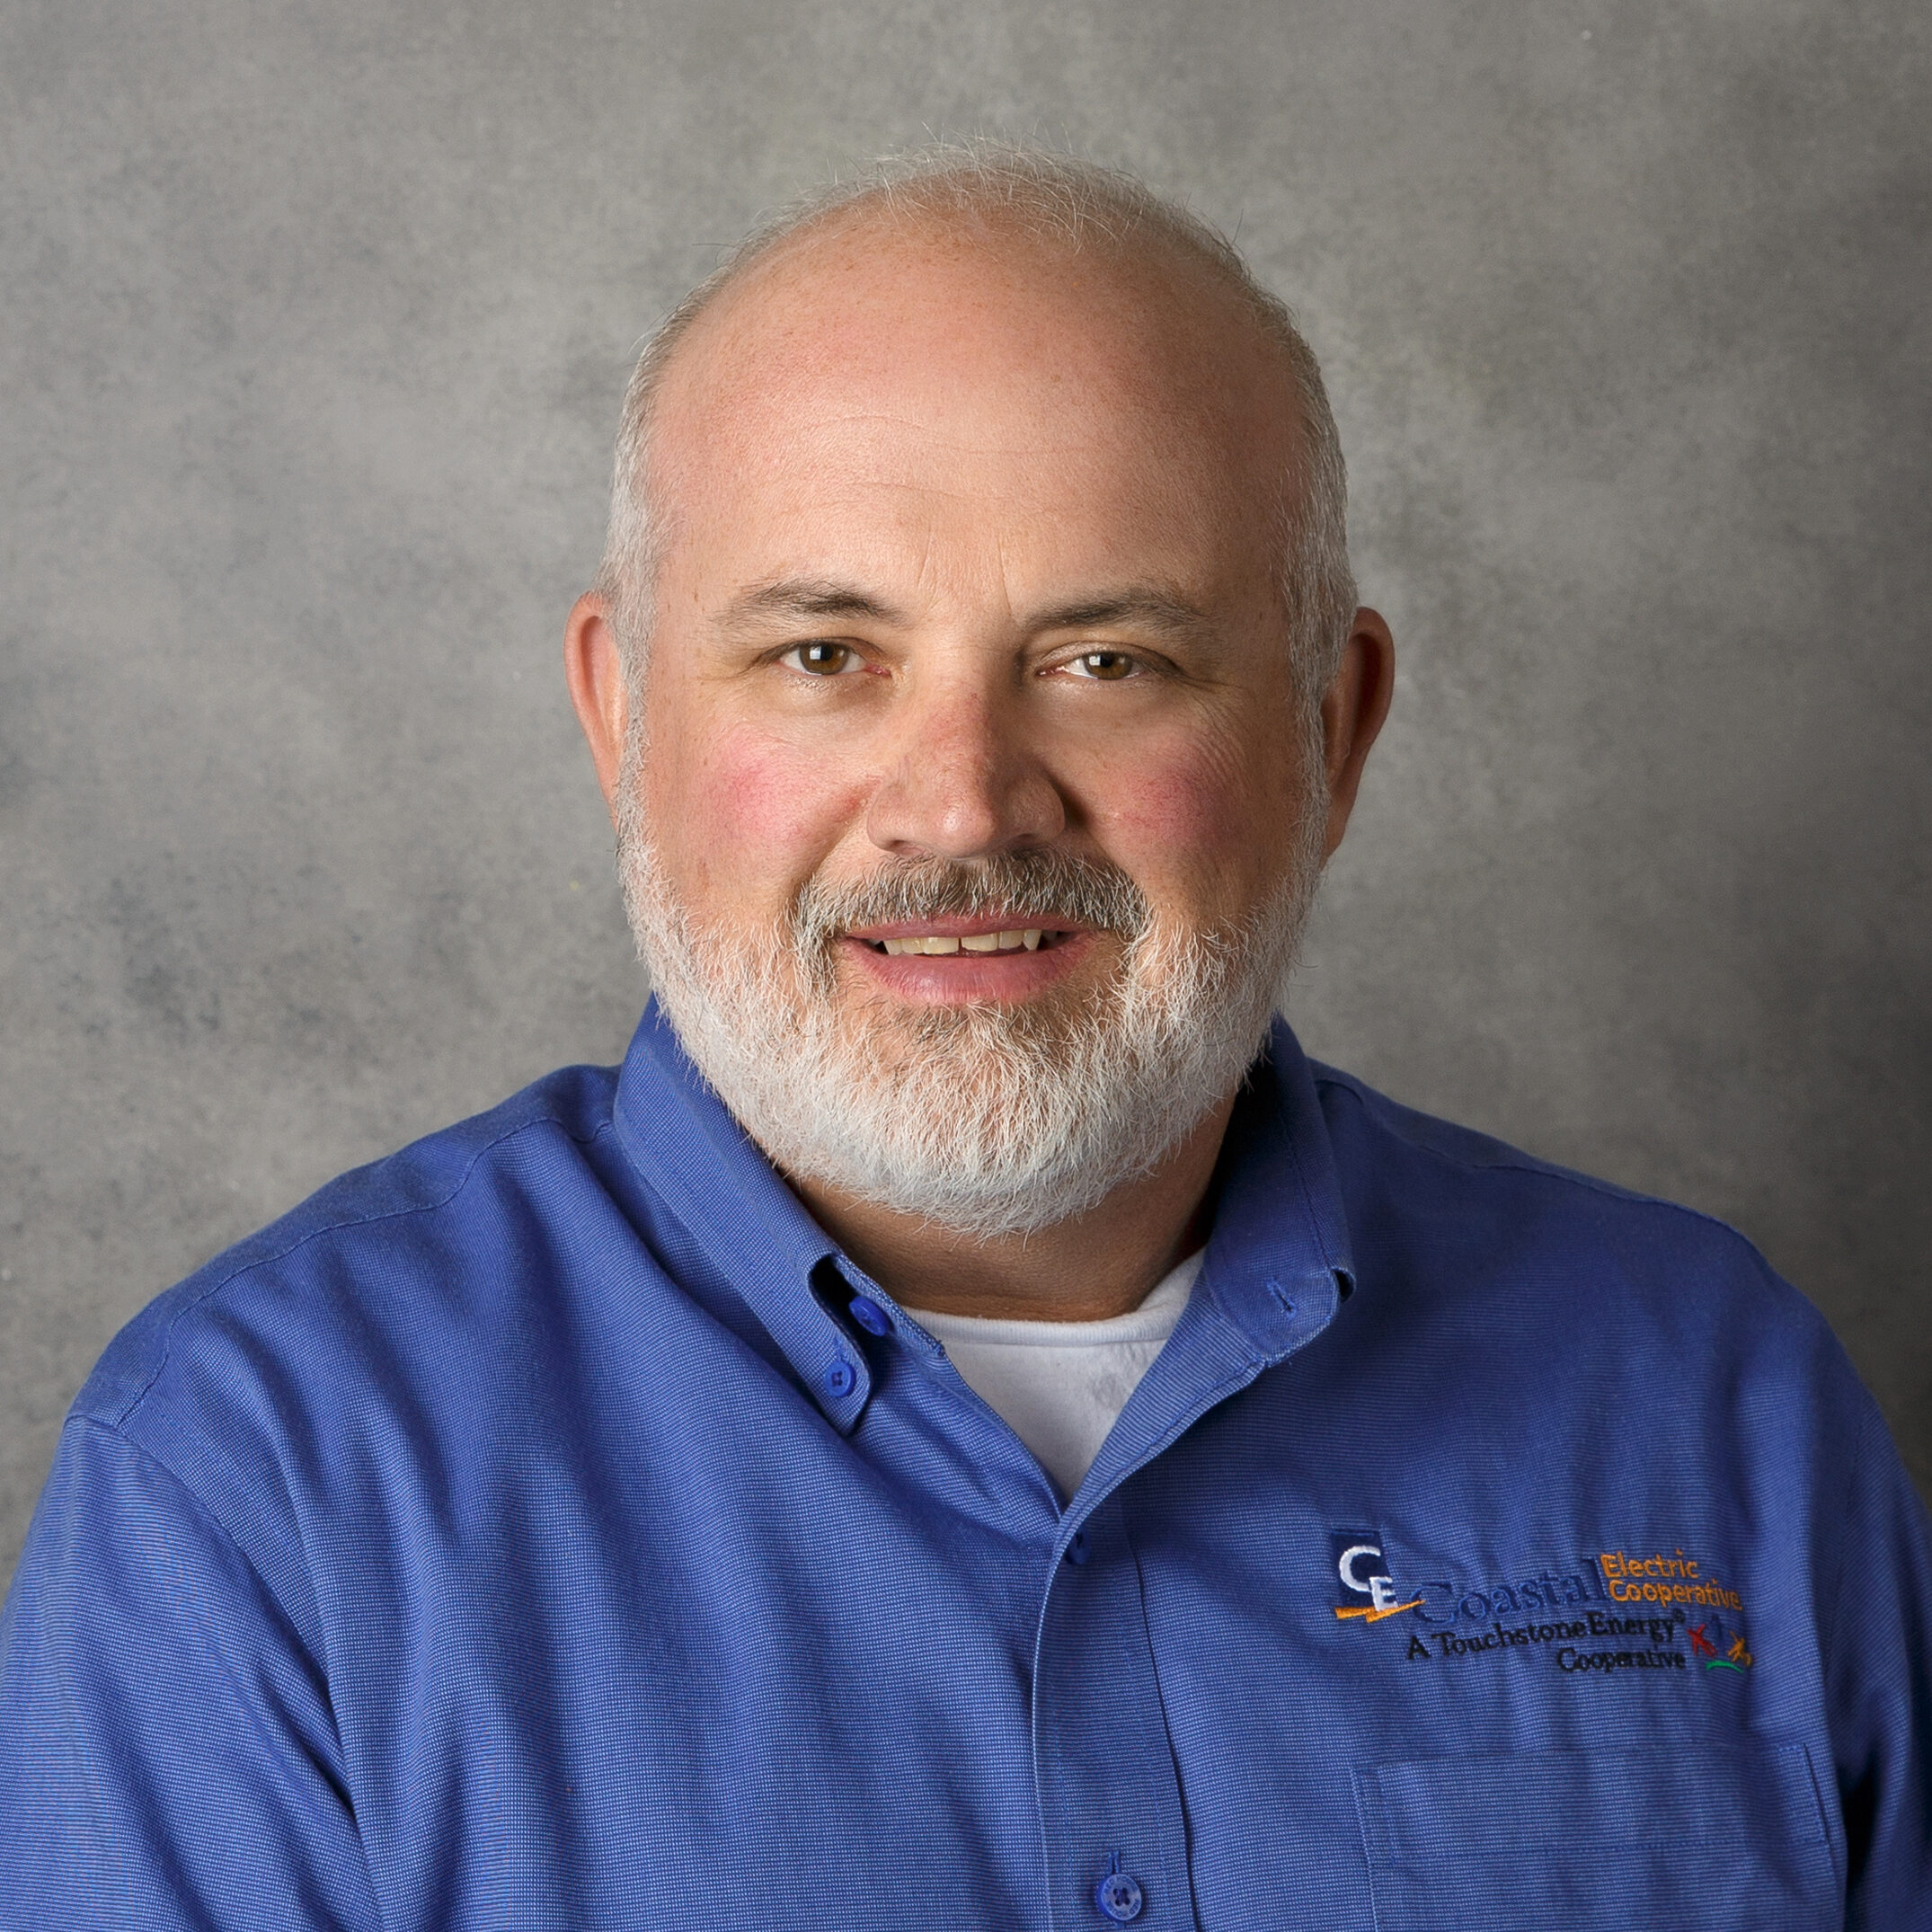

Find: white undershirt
<box><xmin>905</xmin><ymin>1252</ymin><xmax>1204</xmax><ymax>1500</ymax></box>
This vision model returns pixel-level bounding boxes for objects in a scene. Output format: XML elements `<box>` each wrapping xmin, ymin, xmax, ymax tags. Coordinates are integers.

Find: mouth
<box><xmin>861</xmin><ymin>927</ymin><xmax>1059</xmax><ymax>957</ymax></box>
<box><xmin>846</xmin><ymin>920</ymin><xmax>1084</xmax><ymax>958</ymax></box>
<box><xmin>839</xmin><ymin>919</ymin><xmax>1093</xmax><ymax>1000</ymax></box>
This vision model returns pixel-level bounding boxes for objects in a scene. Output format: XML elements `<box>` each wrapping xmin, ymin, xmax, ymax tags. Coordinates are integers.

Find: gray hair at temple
<box><xmin>593</xmin><ymin>140</ymin><xmax>1358</xmax><ymax>713</ymax></box>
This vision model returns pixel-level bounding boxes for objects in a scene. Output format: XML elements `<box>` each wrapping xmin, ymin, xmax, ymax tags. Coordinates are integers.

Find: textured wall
<box><xmin>4</xmin><ymin>0</ymin><xmax>1928</xmax><ymax>1581</ymax></box>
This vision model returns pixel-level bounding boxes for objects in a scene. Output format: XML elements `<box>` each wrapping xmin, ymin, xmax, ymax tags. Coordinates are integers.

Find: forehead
<box><xmin>646</xmin><ymin>215</ymin><xmax>1299</xmax><ymax>600</ymax></box>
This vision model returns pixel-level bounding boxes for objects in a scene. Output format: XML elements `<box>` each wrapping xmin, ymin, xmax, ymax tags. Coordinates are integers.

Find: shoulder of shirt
<box><xmin>71</xmin><ymin>1059</ymin><xmax>624</xmax><ymax>1432</ymax></box>
<box><xmin>1301</xmin><ymin>1060</ymin><xmax>1892</xmax><ymax>1488</ymax></box>
<box><xmin>1304</xmin><ymin>1056</ymin><xmax>1821</xmax><ymax>1316</ymax></box>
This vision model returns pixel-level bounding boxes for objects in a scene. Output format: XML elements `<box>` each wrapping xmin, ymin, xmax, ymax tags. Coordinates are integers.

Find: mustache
<box><xmin>791</xmin><ymin>851</ymin><xmax>1151</xmax><ymax>949</ymax></box>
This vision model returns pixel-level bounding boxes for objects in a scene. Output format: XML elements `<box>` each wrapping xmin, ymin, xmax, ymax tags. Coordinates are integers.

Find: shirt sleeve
<box><xmin>0</xmin><ymin>1415</ymin><xmax>378</xmax><ymax>1932</ymax></box>
<box><xmin>1829</xmin><ymin>1389</ymin><xmax>1932</xmax><ymax>1929</ymax></box>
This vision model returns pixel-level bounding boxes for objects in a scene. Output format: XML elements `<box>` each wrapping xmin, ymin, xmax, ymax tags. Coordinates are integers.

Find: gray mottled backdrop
<box><xmin>3</xmin><ymin>0</ymin><xmax>1928</xmax><ymax>1581</ymax></box>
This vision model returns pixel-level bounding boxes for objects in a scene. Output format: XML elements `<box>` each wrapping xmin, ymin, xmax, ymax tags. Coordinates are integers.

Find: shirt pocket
<box><xmin>1352</xmin><ymin>1742</ymin><xmax>1836</xmax><ymax>1930</ymax></box>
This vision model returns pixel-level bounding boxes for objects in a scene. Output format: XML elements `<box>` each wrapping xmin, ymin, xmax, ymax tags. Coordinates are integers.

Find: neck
<box><xmin>785</xmin><ymin>1094</ymin><xmax>1236</xmax><ymax>1322</ymax></box>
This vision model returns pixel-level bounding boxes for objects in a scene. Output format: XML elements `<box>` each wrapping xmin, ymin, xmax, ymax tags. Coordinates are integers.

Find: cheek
<box><xmin>1104</xmin><ymin>749</ymin><xmax>1234</xmax><ymax>840</ymax></box>
<box><xmin>644</xmin><ymin>718</ymin><xmax>864</xmax><ymax>910</ymax></box>
<box><xmin>1084</xmin><ymin>723</ymin><xmax>1304</xmax><ymax>912</ymax></box>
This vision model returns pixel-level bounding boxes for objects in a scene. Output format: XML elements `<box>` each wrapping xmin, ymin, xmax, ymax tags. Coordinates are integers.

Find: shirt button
<box><xmin>1063</xmin><ymin>1530</ymin><xmax>1089</xmax><ymax>1565</ymax></box>
<box><xmin>823</xmin><ymin>1358</ymin><xmax>857</xmax><ymax>1398</ymax></box>
<box><xmin>847</xmin><ymin>1296</ymin><xmax>891</xmax><ymax>1336</ymax></box>
<box><xmin>1094</xmin><ymin>1868</ymin><xmax>1144</xmax><ymax>1922</ymax></box>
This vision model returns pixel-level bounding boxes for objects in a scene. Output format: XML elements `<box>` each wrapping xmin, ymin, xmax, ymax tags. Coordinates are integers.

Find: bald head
<box><xmin>596</xmin><ymin>145</ymin><xmax>1354</xmax><ymax>703</ymax></box>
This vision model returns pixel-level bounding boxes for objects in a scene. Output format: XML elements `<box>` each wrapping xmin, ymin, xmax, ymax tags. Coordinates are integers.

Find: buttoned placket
<box><xmin>1026</xmin><ymin>1045</ymin><xmax>1352</xmax><ymax>1932</ymax></box>
<box><xmin>1024</xmin><ymin>1254</ymin><xmax>1342</xmax><ymax>1932</ymax></box>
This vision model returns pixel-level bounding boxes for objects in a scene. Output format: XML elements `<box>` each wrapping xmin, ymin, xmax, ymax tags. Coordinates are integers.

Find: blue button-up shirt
<box><xmin>3</xmin><ymin>1007</ymin><xmax>1928</xmax><ymax>1928</ymax></box>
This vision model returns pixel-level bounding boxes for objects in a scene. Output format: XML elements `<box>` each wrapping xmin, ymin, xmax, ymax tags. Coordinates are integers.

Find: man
<box><xmin>2</xmin><ymin>145</ymin><xmax>1927</xmax><ymax>1928</ymax></box>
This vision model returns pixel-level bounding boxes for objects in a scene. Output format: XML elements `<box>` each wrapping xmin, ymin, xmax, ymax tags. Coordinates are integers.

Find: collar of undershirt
<box><xmin>904</xmin><ymin>1250</ymin><xmax>1205</xmax><ymax>1350</ymax></box>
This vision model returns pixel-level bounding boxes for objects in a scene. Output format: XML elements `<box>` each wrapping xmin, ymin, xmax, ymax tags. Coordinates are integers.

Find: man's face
<box><xmin>611</xmin><ymin>217</ymin><xmax>1337</xmax><ymax>1234</ymax></box>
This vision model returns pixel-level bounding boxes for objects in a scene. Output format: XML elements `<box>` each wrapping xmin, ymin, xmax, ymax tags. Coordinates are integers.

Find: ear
<box><xmin>1318</xmin><ymin>607</ymin><xmax>1396</xmax><ymax>861</ymax></box>
<box><xmin>563</xmin><ymin>593</ymin><xmax>629</xmax><ymax>825</ymax></box>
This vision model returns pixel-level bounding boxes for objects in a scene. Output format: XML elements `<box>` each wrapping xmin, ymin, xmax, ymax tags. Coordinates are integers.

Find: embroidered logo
<box><xmin>1327</xmin><ymin>1529</ymin><xmax>1756</xmax><ymax>1682</ymax></box>
<box><xmin>1597</xmin><ymin>1548</ymin><xmax>1752</xmax><ymax>1674</ymax></box>
<box><xmin>1596</xmin><ymin>1548</ymin><xmax>1744</xmax><ymax>1614</ymax></box>
<box><xmin>1331</xmin><ymin>1535</ymin><xmax>1422</xmax><ymax>1624</ymax></box>
<box><xmin>1688</xmin><ymin>1613</ymin><xmax>1754</xmax><ymax>1672</ymax></box>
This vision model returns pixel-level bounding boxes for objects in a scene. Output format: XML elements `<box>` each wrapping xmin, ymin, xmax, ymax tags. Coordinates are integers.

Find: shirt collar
<box><xmin>610</xmin><ymin>1002</ymin><xmax>873</xmax><ymax>1431</ymax></box>
<box><xmin>1197</xmin><ymin>1014</ymin><xmax>1356</xmax><ymax>1352</ymax></box>
<box><xmin>609</xmin><ymin>1002</ymin><xmax>1354</xmax><ymax>1436</ymax></box>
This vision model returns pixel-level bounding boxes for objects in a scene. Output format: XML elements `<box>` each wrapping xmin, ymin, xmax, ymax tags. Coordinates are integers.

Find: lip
<box><xmin>838</xmin><ymin>926</ymin><xmax>1103</xmax><ymax>1005</ymax></box>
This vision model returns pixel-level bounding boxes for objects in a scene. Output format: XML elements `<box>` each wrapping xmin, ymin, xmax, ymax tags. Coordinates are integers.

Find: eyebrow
<box><xmin>722</xmin><ymin>579</ymin><xmax>1215</xmax><ymax>639</ymax></box>
<box><xmin>722</xmin><ymin>580</ymin><xmax>908</xmax><ymax>628</ymax></box>
<box><xmin>1025</xmin><ymin>591</ymin><xmax>1215</xmax><ymax>641</ymax></box>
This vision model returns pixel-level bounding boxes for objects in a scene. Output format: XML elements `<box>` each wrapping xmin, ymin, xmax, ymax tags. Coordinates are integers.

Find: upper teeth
<box><xmin>879</xmin><ymin>930</ymin><xmax>1043</xmax><ymax>956</ymax></box>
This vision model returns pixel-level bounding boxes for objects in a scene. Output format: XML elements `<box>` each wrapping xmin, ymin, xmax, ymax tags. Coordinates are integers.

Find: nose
<box><xmin>864</xmin><ymin>677</ymin><xmax>1068</xmax><ymax>861</ymax></box>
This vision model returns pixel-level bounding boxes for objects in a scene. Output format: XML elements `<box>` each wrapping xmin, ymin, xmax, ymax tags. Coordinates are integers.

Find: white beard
<box><xmin>617</xmin><ymin>768</ymin><xmax>1324</xmax><ymax>1240</ymax></box>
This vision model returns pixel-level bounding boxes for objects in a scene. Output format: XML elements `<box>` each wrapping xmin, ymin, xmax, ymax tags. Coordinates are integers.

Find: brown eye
<box><xmin>784</xmin><ymin>642</ymin><xmax>856</xmax><ymax>676</ymax></box>
<box><xmin>1070</xmin><ymin>650</ymin><xmax>1137</xmax><ymax>681</ymax></box>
